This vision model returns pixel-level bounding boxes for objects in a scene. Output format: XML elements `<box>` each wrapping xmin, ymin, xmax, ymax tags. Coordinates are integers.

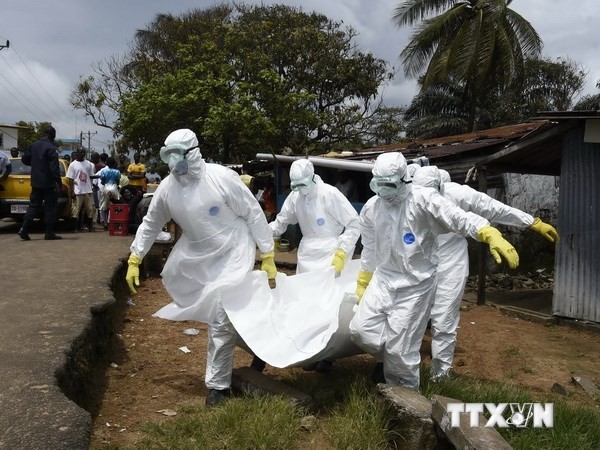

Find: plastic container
<box><xmin>109</xmin><ymin>220</ymin><xmax>128</xmax><ymax>236</ymax></box>
<box><xmin>109</xmin><ymin>204</ymin><xmax>130</xmax><ymax>222</ymax></box>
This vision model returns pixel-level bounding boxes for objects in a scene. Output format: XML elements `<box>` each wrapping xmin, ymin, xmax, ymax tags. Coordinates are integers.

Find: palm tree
<box><xmin>394</xmin><ymin>0</ymin><xmax>542</xmax><ymax>130</ymax></box>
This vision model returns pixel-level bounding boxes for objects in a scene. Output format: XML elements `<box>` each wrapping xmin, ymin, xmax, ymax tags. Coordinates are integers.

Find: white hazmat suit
<box><xmin>270</xmin><ymin>159</ymin><xmax>360</xmax><ymax>274</ymax></box>
<box><xmin>126</xmin><ymin>129</ymin><xmax>275</xmax><ymax>403</ymax></box>
<box><xmin>349</xmin><ymin>152</ymin><xmax>519</xmax><ymax>389</ymax></box>
<box><xmin>413</xmin><ymin>166</ymin><xmax>558</xmax><ymax>379</ymax></box>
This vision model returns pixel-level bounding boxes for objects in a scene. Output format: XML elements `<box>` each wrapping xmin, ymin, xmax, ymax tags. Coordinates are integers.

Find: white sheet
<box><xmin>222</xmin><ymin>259</ymin><xmax>364</xmax><ymax>368</ymax></box>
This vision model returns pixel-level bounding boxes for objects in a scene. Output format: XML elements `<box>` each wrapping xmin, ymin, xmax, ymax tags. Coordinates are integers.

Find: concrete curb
<box><xmin>0</xmin><ymin>229</ymin><xmax>131</xmax><ymax>449</ymax></box>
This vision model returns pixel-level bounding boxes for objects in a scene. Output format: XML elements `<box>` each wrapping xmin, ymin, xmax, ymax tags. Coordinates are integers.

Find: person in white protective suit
<box><xmin>124</xmin><ymin>129</ymin><xmax>277</xmax><ymax>407</ymax></box>
<box><xmin>269</xmin><ymin>158</ymin><xmax>360</xmax><ymax>373</ymax></box>
<box><xmin>270</xmin><ymin>159</ymin><xmax>360</xmax><ymax>274</ymax></box>
<box><xmin>349</xmin><ymin>152</ymin><xmax>520</xmax><ymax>390</ymax></box>
<box><xmin>412</xmin><ymin>166</ymin><xmax>559</xmax><ymax>380</ymax></box>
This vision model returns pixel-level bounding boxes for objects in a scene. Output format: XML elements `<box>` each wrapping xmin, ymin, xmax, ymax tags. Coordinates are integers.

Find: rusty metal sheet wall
<box><xmin>553</xmin><ymin>125</ymin><xmax>600</xmax><ymax>322</ymax></box>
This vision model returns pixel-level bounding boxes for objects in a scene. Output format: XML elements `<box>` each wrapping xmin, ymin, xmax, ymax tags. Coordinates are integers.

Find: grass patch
<box><xmin>420</xmin><ymin>367</ymin><xmax>600</xmax><ymax>450</ymax></box>
<box><xmin>134</xmin><ymin>394</ymin><xmax>303</xmax><ymax>449</ymax></box>
<box><xmin>325</xmin><ymin>378</ymin><xmax>399</xmax><ymax>449</ymax></box>
<box><xmin>119</xmin><ymin>365</ymin><xmax>599</xmax><ymax>450</ymax></box>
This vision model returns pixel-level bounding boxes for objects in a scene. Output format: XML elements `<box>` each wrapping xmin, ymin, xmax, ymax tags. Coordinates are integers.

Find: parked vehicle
<box><xmin>0</xmin><ymin>157</ymin><xmax>72</xmax><ymax>221</ymax></box>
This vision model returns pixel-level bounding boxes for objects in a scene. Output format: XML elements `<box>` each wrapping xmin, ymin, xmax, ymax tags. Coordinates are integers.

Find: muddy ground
<box><xmin>90</xmin><ymin>277</ymin><xmax>600</xmax><ymax>448</ymax></box>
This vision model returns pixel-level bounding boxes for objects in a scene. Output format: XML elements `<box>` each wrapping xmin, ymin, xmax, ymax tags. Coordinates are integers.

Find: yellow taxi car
<box><xmin>0</xmin><ymin>157</ymin><xmax>72</xmax><ymax>221</ymax></box>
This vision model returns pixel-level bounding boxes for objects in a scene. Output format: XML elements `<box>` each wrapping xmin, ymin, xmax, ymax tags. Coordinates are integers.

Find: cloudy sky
<box><xmin>1</xmin><ymin>0</ymin><xmax>599</xmax><ymax>152</ymax></box>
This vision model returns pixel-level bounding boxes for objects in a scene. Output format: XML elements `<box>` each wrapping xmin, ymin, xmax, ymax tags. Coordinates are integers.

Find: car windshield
<box><xmin>8</xmin><ymin>158</ymin><xmax>66</xmax><ymax>176</ymax></box>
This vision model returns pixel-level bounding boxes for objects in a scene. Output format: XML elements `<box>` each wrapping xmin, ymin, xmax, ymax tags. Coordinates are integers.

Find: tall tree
<box><xmin>14</xmin><ymin>121</ymin><xmax>56</xmax><ymax>149</ymax></box>
<box><xmin>394</xmin><ymin>0</ymin><xmax>542</xmax><ymax>130</ymax></box>
<box><xmin>574</xmin><ymin>79</ymin><xmax>600</xmax><ymax>111</ymax></box>
<box><xmin>404</xmin><ymin>56</ymin><xmax>586</xmax><ymax>139</ymax></box>
<box><xmin>73</xmin><ymin>4</ymin><xmax>392</xmax><ymax>163</ymax></box>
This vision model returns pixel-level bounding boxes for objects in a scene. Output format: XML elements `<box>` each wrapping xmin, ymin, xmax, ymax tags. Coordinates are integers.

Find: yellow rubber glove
<box><xmin>529</xmin><ymin>217</ymin><xmax>560</xmax><ymax>243</ymax></box>
<box><xmin>356</xmin><ymin>270</ymin><xmax>373</xmax><ymax>303</ymax></box>
<box><xmin>331</xmin><ymin>249</ymin><xmax>347</xmax><ymax>272</ymax></box>
<box><xmin>477</xmin><ymin>226</ymin><xmax>519</xmax><ymax>269</ymax></box>
<box><xmin>126</xmin><ymin>253</ymin><xmax>142</xmax><ymax>294</ymax></box>
<box><xmin>261</xmin><ymin>252</ymin><xmax>277</xmax><ymax>280</ymax></box>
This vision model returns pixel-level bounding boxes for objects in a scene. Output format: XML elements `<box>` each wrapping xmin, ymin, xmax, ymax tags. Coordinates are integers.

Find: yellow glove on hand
<box><xmin>356</xmin><ymin>270</ymin><xmax>373</xmax><ymax>303</ymax></box>
<box><xmin>477</xmin><ymin>226</ymin><xmax>519</xmax><ymax>269</ymax></box>
<box><xmin>529</xmin><ymin>217</ymin><xmax>560</xmax><ymax>243</ymax></box>
<box><xmin>261</xmin><ymin>252</ymin><xmax>277</xmax><ymax>280</ymax></box>
<box><xmin>331</xmin><ymin>249</ymin><xmax>347</xmax><ymax>272</ymax></box>
<box><xmin>126</xmin><ymin>253</ymin><xmax>142</xmax><ymax>294</ymax></box>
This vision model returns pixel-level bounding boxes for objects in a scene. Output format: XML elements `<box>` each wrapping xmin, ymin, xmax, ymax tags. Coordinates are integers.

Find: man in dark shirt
<box><xmin>18</xmin><ymin>126</ymin><xmax>62</xmax><ymax>240</ymax></box>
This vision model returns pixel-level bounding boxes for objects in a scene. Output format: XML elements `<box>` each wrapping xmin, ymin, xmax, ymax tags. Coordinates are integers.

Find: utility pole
<box><xmin>0</xmin><ymin>40</ymin><xmax>9</xmax><ymax>51</ymax></box>
<box><xmin>82</xmin><ymin>131</ymin><xmax>97</xmax><ymax>158</ymax></box>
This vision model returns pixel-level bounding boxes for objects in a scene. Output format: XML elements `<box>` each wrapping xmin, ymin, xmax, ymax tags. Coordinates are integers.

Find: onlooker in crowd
<box><xmin>99</xmin><ymin>152</ymin><xmax>109</xmax><ymax>165</ymax></box>
<box><xmin>127</xmin><ymin>152</ymin><xmax>147</xmax><ymax>194</ymax></box>
<box><xmin>0</xmin><ymin>151</ymin><xmax>12</xmax><ymax>186</ymax></box>
<box><xmin>240</xmin><ymin>167</ymin><xmax>256</xmax><ymax>195</ymax></box>
<box><xmin>99</xmin><ymin>157</ymin><xmax>122</xmax><ymax>230</ymax></box>
<box><xmin>10</xmin><ymin>147</ymin><xmax>19</xmax><ymax>158</ymax></box>
<box><xmin>18</xmin><ymin>126</ymin><xmax>62</xmax><ymax>240</ymax></box>
<box><xmin>118</xmin><ymin>165</ymin><xmax>130</xmax><ymax>188</ymax></box>
<box><xmin>260</xmin><ymin>179</ymin><xmax>277</xmax><ymax>222</ymax></box>
<box><xmin>67</xmin><ymin>150</ymin><xmax>98</xmax><ymax>232</ymax></box>
<box><xmin>91</xmin><ymin>152</ymin><xmax>106</xmax><ymax>224</ymax></box>
<box><xmin>335</xmin><ymin>170</ymin><xmax>358</xmax><ymax>202</ymax></box>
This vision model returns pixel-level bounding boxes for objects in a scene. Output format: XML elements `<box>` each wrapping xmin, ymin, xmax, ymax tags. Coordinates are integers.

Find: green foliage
<box><xmin>74</xmin><ymin>4</ymin><xmax>392</xmax><ymax>163</ymax></box>
<box><xmin>573</xmin><ymin>79</ymin><xmax>600</xmax><ymax>111</ymax></box>
<box><xmin>14</xmin><ymin>120</ymin><xmax>55</xmax><ymax>149</ymax></box>
<box><xmin>404</xmin><ymin>56</ymin><xmax>588</xmax><ymax>139</ymax></box>
<box><xmin>394</xmin><ymin>0</ymin><xmax>542</xmax><ymax>130</ymax></box>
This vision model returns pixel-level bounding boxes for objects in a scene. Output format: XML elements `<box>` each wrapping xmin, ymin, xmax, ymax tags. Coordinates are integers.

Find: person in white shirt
<box><xmin>66</xmin><ymin>150</ymin><xmax>98</xmax><ymax>232</ymax></box>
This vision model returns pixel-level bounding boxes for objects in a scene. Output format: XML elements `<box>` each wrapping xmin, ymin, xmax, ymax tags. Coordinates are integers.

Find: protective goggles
<box><xmin>290</xmin><ymin>175</ymin><xmax>314</xmax><ymax>192</ymax></box>
<box><xmin>369</xmin><ymin>174</ymin><xmax>410</xmax><ymax>196</ymax></box>
<box><xmin>159</xmin><ymin>144</ymin><xmax>196</xmax><ymax>163</ymax></box>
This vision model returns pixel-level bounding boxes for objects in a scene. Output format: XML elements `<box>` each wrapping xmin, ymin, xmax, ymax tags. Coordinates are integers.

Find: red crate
<box><xmin>109</xmin><ymin>220</ymin><xmax>128</xmax><ymax>236</ymax></box>
<box><xmin>109</xmin><ymin>204</ymin><xmax>130</xmax><ymax>222</ymax></box>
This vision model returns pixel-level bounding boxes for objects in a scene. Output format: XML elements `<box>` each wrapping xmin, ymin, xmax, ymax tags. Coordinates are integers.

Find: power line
<box><xmin>0</xmin><ymin>64</ymin><xmax>67</xmax><ymax>127</ymax></box>
<box><xmin>0</xmin><ymin>52</ymin><xmax>74</xmax><ymax>127</ymax></box>
<box><xmin>0</xmin><ymin>76</ymin><xmax>46</xmax><ymax>122</ymax></box>
<box><xmin>10</xmin><ymin>44</ymin><xmax>79</xmax><ymax>124</ymax></box>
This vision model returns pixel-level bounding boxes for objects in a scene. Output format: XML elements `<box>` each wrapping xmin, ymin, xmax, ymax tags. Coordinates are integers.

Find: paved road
<box><xmin>0</xmin><ymin>219</ymin><xmax>131</xmax><ymax>449</ymax></box>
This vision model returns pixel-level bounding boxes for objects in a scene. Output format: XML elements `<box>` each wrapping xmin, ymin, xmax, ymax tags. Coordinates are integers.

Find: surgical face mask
<box><xmin>370</xmin><ymin>174</ymin><xmax>410</xmax><ymax>199</ymax></box>
<box><xmin>291</xmin><ymin>175</ymin><xmax>315</xmax><ymax>196</ymax></box>
<box><xmin>160</xmin><ymin>144</ymin><xmax>195</xmax><ymax>176</ymax></box>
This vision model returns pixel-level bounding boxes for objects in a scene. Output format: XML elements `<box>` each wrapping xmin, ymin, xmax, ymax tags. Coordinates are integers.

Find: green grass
<box><xmin>134</xmin><ymin>394</ymin><xmax>303</xmax><ymax>449</ymax></box>
<box><xmin>420</xmin><ymin>366</ymin><xmax>600</xmax><ymax>450</ymax></box>
<box><xmin>118</xmin><ymin>365</ymin><xmax>599</xmax><ymax>450</ymax></box>
<box><xmin>324</xmin><ymin>378</ymin><xmax>399</xmax><ymax>449</ymax></box>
